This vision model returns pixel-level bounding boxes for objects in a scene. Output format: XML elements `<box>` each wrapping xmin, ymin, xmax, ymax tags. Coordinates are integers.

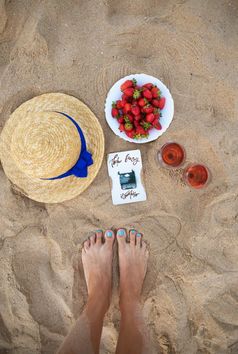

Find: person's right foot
<box><xmin>82</xmin><ymin>229</ymin><xmax>115</xmax><ymax>314</ymax></box>
<box><xmin>117</xmin><ymin>228</ymin><xmax>149</xmax><ymax>307</ymax></box>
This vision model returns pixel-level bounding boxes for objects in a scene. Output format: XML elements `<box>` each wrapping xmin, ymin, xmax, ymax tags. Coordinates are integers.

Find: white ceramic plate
<box><xmin>104</xmin><ymin>73</ymin><xmax>174</xmax><ymax>144</ymax></box>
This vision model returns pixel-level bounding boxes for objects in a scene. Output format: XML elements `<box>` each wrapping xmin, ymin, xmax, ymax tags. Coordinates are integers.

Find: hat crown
<box><xmin>11</xmin><ymin>112</ymin><xmax>81</xmax><ymax>179</ymax></box>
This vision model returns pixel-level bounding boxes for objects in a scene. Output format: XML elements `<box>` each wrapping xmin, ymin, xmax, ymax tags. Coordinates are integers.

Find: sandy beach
<box><xmin>0</xmin><ymin>0</ymin><xmax>238</xmax><ymax>353</ymax></box>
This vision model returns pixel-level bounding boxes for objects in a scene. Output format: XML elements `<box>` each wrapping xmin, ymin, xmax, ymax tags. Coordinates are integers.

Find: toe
<box><xmin>104</xmin><ymin>230</ymin><xmax>115</xmax><ymax>246</ymax></box>
<box><xmin>129</xmin><ymin>229</ymin><xmax>137</xmax><ymax>246</ymax></box>
<box><xmin>136</xmin><ymin>232</ymin><xmax>142</xmax><ymax>247</ymax></box>
<box><xmin>89</xmin><ymin>234</ymin><xmax>96</xmax><ymax>245</ymax></box>
<box><xmin>95</xmin><ymin>229</ymin><xmax>103</xmax><ymax>244</ymax></box>
<box><xmin>141</xmin><ymin>240</ymin><xmax>147</xmax><ymax>251</ymax></box>
<box><xmin>83</xmin><ymin>239</ymin><xmax>90</xmax><ymax>252</ymax></box>
<box><xmin>116</xmin><ymin>228</ymin><xmax>127</xmax><ymax>247</ymax></box>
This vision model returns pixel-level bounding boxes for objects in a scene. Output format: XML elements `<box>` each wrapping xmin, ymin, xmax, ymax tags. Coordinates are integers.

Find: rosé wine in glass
<box><xmin>158</xmin><ymin>142</ymin><xmax>186</xmax><ymax>168</ymax></box>
<box><xmin>184</xmin><ymin>164</ymin><xmax>210</xmax><ymax>189</ymax></box>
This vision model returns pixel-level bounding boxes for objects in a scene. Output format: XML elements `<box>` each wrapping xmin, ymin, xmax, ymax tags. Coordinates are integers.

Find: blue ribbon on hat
<box><xmin>45</xmin><ymin>112</ymin><xmax>93</xmax><ymax>180</ymax></box>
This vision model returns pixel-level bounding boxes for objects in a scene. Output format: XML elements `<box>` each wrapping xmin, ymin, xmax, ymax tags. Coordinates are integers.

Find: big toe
<box><xmin>104</xmin><ymin>230</ymin><xmax>115</xmax><ymax>247</ymax></box>
<box><xmin>117</xmin><ymin>228</ymin><xmax>127</xmax><ymax>248</ymax></box>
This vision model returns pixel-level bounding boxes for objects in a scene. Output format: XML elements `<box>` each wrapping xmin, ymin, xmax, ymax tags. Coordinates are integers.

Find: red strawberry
<box><xmin>131</xmin><ymin>105</ymin><xmax>140</xmax><ymax>116</ymax></box>
<box><xmin>151</xmin><ymin>99</ymin><xmax>160</xmax><ymax>108</ymax></box>
<box><xmin>143</xmin><ymin>89</ymin><xmax>152</xmax><ymax>101</ymax></box>
<box><xmin>158</xmin><ymin>97</ymin><xmax>166</xmax><ymax>109</ymax></box>
<box><xmin>111</xmin><ymin>107</ymin><xmax>119</xmax><ymax>117</ymax></box>
<box><xmin>141</xmin><ymin>121</ymin><xmax>152</xmax><ymax>131</ymax></box>
<box><xmin>123</xmin><ymin>87</ymin><xmax>134</xmax><ymax>97</ymax></box>
<box><xmin>122</xmin><ymin>93</ymin><xmax>132</xmax><ymax>102</ymax></box>
<box><xmin>119</xmin><ymin>123</ymin><xmax>125</xmax><ymax>132</ymax></box>
<box><xmin>134</xmin><ymin>114</ymin><xmax>142</xmax><ymax>121</ymax></box>
<box><xmin>138</xmin><ymin>98</ymin><xmax>148</xmax><ymax>107</ymax></box>
<box><xmin>143</xmin><ymin>83</ymin><xmax>154</xmax><ymax>90</ymax></box>
<box><xmin>126</xmin><ymin>130</ymin><xmax>136</xmax><ymax>139</ymax></box>
<box><xmin>126</xmin><ymin>113</ymin><xmax>134</xmax><ymax>122</ymax></box>
<box><xmin>146</xmin><ymin>113</ymin><xmax>155</xmax><ymax>123</ymax></box>
<box><xmin>124</xmin><ymin>123</ymin><xmax>133</xmax><ymax>131</ymax></box>
<box><xmin>120</xmin><ymin>79</ymin><xmax>136</xmax><ymax>91</ymax></box>
<box><xmin>124</xmin><ymin>114</ymin><xmax>133</xmax><ymax>123</ymax></box>
<box><xmin>136</xmin><ymin>126</ymin><xmax>147</xmax><ymax>135</ymax></box>
<box><xmin>123</xmin><ymin>103</ymin><xmax>131</xmax><ymax>114</ymax></box>
<box><xmin>121</xmin><ymin>99</ymin><xmax>127</xmax><ymax>108</ymax></box>
<box><xmin>116</xmin><ymin>100</ymin><xmax>123</xmax><ymax>109</ymax></box>
<box><xmin>118</xmin><ymin>117</ymin><xmax>124</xmax><ymax>123</ymax></box>
<box><xmin>153</xmin><ymin>121</ymin><xmax>162</xmax><ymax>130</ymax></box>
<box><xmin>153</xmin><ymin>113</ymin><xmax>160</xmax><ymax>120</ymax></box>
<box><xmin>152</xmin><ymin>117</ymin><xmax>162</xmax><ymax>129</ymax></box>
<box><xmin>134</xmin><ymin>120</ymin><xmax>140</xmax><ymax>127</ymax></box>
<box><xmin>142</xmin><ymin>105</ymin><xmax>154</xmax><ymax>114</ymax></box>
<box><xmin>151</xmin><ymin>86</ymin><xmax>160</xmax><ymax>98</ymax></box>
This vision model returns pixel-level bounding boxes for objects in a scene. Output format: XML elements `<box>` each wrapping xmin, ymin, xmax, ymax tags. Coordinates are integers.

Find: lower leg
<box><xmin>57</xmin><ymin>230</ymin><xmax>115</xmax><ymax>354</ymax></box>
<box><xmin>57</xmin><ymin>296</ymin><xmax>106</xmax><ymax>354</ymax></box>
<box><xmin>116</xmin><ymin>229</ymin><xmax>150</xmax><ymax>354</ymax></box>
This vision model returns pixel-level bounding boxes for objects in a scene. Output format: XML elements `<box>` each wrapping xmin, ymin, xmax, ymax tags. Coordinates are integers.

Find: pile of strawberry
<box><xmin>111</xmin><ymin>78</ymin><xmax>166</xmax><ymax>139</ymax></box>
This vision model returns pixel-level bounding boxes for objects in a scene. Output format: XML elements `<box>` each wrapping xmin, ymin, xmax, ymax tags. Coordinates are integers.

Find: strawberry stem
<box><xmin>133</xmin><ymin>89</ymin><xmax>140</xmax><ymax>99</ymax></box>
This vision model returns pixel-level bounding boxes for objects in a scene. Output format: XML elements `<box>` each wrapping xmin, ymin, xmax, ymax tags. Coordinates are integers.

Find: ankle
<box><xmin>86</xmin><ymin>294</ymin><xmax>110</xmax><ymax>317</ymax></box>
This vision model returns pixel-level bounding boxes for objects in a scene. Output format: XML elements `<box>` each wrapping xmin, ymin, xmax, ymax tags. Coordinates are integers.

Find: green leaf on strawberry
<box><xmin>124</xmin><ymin>115</ymin><xmax>131</xmax><ymax>124</ymax></box>
<box><xmin>132</xmin><ymin>78</ymin><xmax>137</xmax><ymax>85</ymax></box>
<box><xmin>133</xmin><ymin>89</ymin><xmax>141</xmax><ymax>99</ymax></box>
<box><xmin>141</xmin><ymin>122</ymin><xmax>151</xmax><ymax>131</ymax></box>
<box><xmin>134</xmin><ymin>133</ymin><xmax>149</xmax><ymax>140</ymax></box>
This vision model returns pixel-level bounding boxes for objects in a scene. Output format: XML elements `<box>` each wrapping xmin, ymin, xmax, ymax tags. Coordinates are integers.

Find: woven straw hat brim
<box><xmin>0</xmin><ymin>93</ymin><xmax>105</xmax><ymax>203</ymax></box>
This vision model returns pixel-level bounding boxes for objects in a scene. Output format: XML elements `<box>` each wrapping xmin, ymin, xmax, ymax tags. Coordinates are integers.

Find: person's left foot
<box><xmin>82</xmin><ymin>230</ymin><xmax>115</xmax><ymax>314</ymax></box>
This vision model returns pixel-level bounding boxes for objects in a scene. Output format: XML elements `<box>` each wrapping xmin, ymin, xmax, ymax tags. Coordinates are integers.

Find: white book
<box><xmin>107</xmin><ymin>150</ymin><xmax>147</xmax><ymax>205</ymax></box>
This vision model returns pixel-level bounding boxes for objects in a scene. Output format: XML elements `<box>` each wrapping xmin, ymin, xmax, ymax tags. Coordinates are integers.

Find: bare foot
<box><xmin>82</xmin><ymin>229</ymin><xmax>115</xmax><ymax>314</ymax></box>
<box><xmin>117</xmin><ymin>228</ymin><xmax>149</xmax><ymax>307</ymax></box>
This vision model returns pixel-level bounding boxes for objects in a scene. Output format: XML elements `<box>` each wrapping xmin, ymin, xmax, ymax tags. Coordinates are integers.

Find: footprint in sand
<box><xmin>191</xmin><ymin>190</ymin><xmax>238</xmax><ymax>272</ymax></box>
<box><xmin>144</xmin><ymin>276</ymin><xmax>189</xmax><ymax>354</ymax></box>
<box><xmin>11</xmin><ymin>227</ymin><xmax>73</xmax><ymax>337</ymax></box>
<box><xmin>212</xmin><ymin>193</ymin><xmax>238</xmax><ymax>228</ymax></box>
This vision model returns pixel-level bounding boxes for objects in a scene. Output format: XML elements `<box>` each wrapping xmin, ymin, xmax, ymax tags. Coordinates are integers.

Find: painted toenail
<box><xmin>106</xmin><ymin>230</ymin><xmax>113</xmax><ymax>237</ymax></box>
<box><xmin>131</xmin><ymin>229</ymin><xmax>136</xmax><ymax>234</ymax></box>
<box><xmin>118</xmin><ymin>229</ymin><xmax>125</xmax><ymax>236</ymax></box>
<box><xmin>136</xmin><ymin>233</ymin><xmax>142</xmax><ymax>237</ymax></box>
<box><xmin>96</xmin><ymin>230</ymin><xmax>102</xmax><ymax>233</ymax></box>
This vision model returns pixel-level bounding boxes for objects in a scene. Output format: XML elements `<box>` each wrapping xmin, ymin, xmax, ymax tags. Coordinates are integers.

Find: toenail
<box><xmin>117</xmin><ymin>229</ymin><xmax>125</xmax><ymax>236</ymax></box>
<box><xmin>96</xmin><ymin>229</ymin><xmax>102</xmax><ymax>233</ymax></box>
<box><xmin>131</xmin><ymin>229</ymin><xmax>136</xmax><ymax>234</ymax></box>
<box><xmin>106</xmin><ymin>230</ymin><xmax>113</xmax><ymax>237</ymax></box>
<box><xmin>136</xmin><ymin>233</ymin><xmax>142</xmax><ymax>237</ymax></box>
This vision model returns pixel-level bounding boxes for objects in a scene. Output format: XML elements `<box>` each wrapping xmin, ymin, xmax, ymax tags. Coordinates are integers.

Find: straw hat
<box><xmin>0</xmin><ymin>93</ymin><xmax>105</xmax><ymax>203</ymax></box>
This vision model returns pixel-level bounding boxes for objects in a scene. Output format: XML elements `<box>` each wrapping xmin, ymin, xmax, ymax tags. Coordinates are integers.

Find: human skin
<box><xmin>57</xmin><ymin>228</ymin><xmax>149</xmax><ymax>354</ymax></box>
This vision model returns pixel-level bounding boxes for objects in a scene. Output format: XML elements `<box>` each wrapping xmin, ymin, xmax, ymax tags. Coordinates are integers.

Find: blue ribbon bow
<box><xmin>46</xmin><ymin>112</ymin><xmax>93</xmax><ymax>180</ymax></box>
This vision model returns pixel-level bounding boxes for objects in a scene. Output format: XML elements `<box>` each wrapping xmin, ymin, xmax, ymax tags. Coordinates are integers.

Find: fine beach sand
<box><xmin>0</xmin><ymin>0</ymin><xmax>238</xmax><ymax>353</ymax></box>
